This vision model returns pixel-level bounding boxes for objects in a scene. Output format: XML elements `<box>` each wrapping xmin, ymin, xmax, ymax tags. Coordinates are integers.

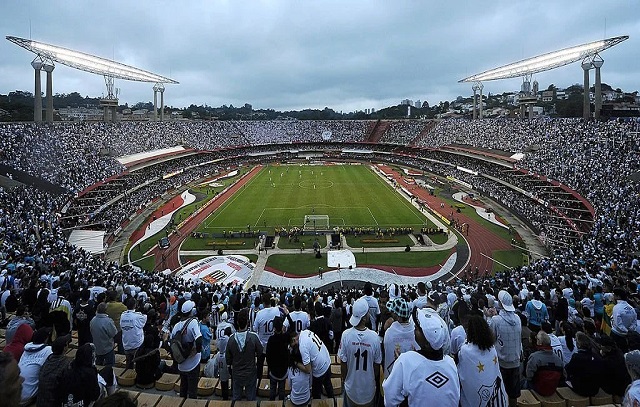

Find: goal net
<box><xmin>303</xmin><ymin>214</ymin><xmax>330</xmax><ymax>230</ymax></box>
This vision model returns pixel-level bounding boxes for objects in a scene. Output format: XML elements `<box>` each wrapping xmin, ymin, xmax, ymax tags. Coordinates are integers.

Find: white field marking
<box><xmin>254</xmin><ymin>207</ymin><xmax>268</xmax><ymax>228</ymax></box>
<box><xmin>369</xmin><ymin>167</ymin><xmax>426</xmax><ymax>224</ymax></box>
<box><xmin>254</xmin><ymin>206</ymin><xmax>370</xmax><ymax>227</ymax></box>
<box><xmin>366</xmin><ymin>207</ymin><xmax>379</xmax><ymax>226</ymax></box>
<box><xmin>203</xmin><ymin>167</ymin><xmax>262</xmax><ymax>228</ymax></box>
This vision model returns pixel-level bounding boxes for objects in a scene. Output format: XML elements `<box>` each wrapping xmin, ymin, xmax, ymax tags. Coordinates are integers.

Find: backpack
<box><xmin>170</xmin><ymin>318</ymin><xmax>195</xmax><ymax>364</ymax></box>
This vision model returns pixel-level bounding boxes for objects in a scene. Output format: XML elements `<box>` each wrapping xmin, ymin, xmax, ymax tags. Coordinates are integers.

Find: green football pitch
<box><xmin>194</xmin><ymin>164</ymin><xmax>430</xmax><ymax>233</ymax></box>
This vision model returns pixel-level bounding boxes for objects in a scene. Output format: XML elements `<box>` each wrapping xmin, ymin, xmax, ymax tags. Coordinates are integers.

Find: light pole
<box><xmin>42</xmin><ymin>62</ymin><xmax>55</xmax><ymax>123</ymax></box>
<box><xmin>31</xmin><ymin>57</ymin><xmax>43</xmax><ymax>123</ymax></box>
<box><xmin>582</xmin><ymin>58</ymin><xmax>593</xmax><ymax>120</ymax></box>
<box><xmin>592</xmin><ymin>54</ymin><xmax>604</xmax><ymax>120</ymax></box>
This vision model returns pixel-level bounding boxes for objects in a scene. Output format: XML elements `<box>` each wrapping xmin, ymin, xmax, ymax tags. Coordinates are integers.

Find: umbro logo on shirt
<box><xmin>426</xmin><ymin>371</ymin><xmax>449</xmax><ymax>388</ymax></box>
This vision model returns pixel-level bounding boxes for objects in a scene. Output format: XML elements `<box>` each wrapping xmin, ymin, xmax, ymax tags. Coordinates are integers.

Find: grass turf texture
<box><xmin>266</xmin><ymin>250</ymin><xmax>452</xmax><ymax>276</ymax></box>
<box><xmin>491</xmin><ymin>249</ymin><xmax>528</xmax><ymax>273</ymax></box>
<box><xmin>187</xmin><ymin>164</ymin><xmax>433</xmax><ymax>242</ymax></box>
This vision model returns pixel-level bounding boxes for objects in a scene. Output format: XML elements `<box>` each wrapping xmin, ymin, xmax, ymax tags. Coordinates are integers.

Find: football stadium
<box><xmin>0</xmin><ymin>4</ymin><xmax>639</xmax><ymax>407</ymax></box>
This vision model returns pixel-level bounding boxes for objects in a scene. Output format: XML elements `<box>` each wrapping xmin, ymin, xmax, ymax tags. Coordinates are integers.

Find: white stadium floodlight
<box><xmin>6</xmin><ymin>36</ymin><xmax>178</xmax><ymax>83</ymax></box>
<box><xmin>459</xmin><ymin>35</ymin><xmax>628</xmax><ymax>82</ymax></box>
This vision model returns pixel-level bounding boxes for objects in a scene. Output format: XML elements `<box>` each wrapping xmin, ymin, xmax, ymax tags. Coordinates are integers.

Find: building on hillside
<box><xmin>542</xmin><ymin>90</ymin><xmax>555</xmax><ymax>102</ymax></box>
<box><xmin>58</xmin><ymin>106</ymin><xmax>103</xmax><ymax>121</ymax></box>
<box><xmin>132</xmin><ymin>109</ymin><xmax>150</xmax><ymax>120</ymax></box>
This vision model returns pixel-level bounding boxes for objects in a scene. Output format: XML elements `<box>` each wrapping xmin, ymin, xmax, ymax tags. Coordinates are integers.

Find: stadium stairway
<box><xmin>365</xmin><ymin>120</ymin><xmax>391</xmax><ymax>143</ymax></box>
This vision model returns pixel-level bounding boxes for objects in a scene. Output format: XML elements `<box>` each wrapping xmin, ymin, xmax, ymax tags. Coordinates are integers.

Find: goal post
<box><xmin>303</xmin><ymin>214</ymin><xmax>330</xmax><ymax>231</ymax></box>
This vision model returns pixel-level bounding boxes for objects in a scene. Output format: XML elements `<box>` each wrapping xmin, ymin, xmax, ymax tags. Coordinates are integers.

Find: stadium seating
<box><xmin>517</xmin><ymin>390</ymin><xmax>541</xmax><ymax>407</ymax></box>
<box><xmin>2</xmin><ymin>118</ymin><xmax>640</xmax><ymax>405</ymax></box>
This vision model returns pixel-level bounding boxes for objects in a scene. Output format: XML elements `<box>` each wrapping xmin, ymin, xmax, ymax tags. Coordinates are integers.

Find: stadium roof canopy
<box><xmin>459</xmin><ymin>35</ymin><xmax>628</xmax><ymax>83</ymax></box>
<box><xmin>6</xmin><ymin>35</ymin><xmax>178</xmax><ymax>84</ymax></box>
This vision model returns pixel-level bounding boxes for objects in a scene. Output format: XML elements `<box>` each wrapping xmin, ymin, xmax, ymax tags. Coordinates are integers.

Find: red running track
<box><xmin>378</xmin><ymin>164</ymin><xmax>512</xmax><ymax>278</ymax></box>
<box><xmin>129</xmin><ymin>194</ymin><xmax>186</xmax><ymax>245</ymax></box>
<box><xmin>150</xmin><ymin>165</ymin><xmax>263</xmax><ymax>272</ymax></box>
<box><xmin>147</xmin><ymin>163</ymin><xmax>511</xmax><ymax>278</ymax></box>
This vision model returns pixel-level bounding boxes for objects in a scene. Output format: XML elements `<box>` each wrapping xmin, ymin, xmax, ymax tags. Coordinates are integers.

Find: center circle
<box><xmin>298</xmin><ymin>179</ymin><xmax>334</xmax><ymax>190</ymax></box>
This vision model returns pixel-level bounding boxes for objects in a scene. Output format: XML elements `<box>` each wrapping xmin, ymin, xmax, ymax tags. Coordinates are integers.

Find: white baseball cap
<box><xmin>498</xmin><ymin>290</ymin><xmax>515</xmax><ymax>312</ymax></box>
<box><xmin>416</xmin><ymin>309</ymin><xmax>447</xmax><ymax>351</ymax></box>
<box><xmin>181</xmin><ymin>300</ymin><xmax>195</xmax><ymax>314</ymax></box>
<box><xmin>221</xmin><ymin>311</ymin><xmax>228</xmax><ymax>321</ymax></box>
<box><xmin>350</xmin><ymin>297</ymin><xmax>369</xmax><ymax>326</ymax></box>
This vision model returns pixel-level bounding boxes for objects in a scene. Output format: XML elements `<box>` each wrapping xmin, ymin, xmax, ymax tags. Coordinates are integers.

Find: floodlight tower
<box><xmin>157</xmin><ymin>83</ymin><xmax>165</xmax><ymax>121</ymax></box>
<box><xmin>6</xmin><ymin>36</ymin><xmax>178</xmax><ymax>123</ymax></box>
<box><xmin>101</xmin><ymin>75</ymin><xmax>119</xmax><ymax>122</ymax></box>
<box><xmin>477</xmin><ymin>82</ymin><xmax>484</xmax><ymax>119</ymax></box>
<box><xmin>459</xmin><ymin>35</ymin><xmax>628</xmax><ymax>120</ymax></box>
<box><xmin>31</xmin><ymin>56</ymin><xmax>44</xmax><ymax>123</ymax></box>
<box><xmin>153</xmin><ymin>83</ymin><xmax>160</xmax><ymax>121</ymax></box>
<box><xmin>592</xmin><ymin>54</ymin><xmax>604</xmax><ymax>120</ymax></box>
<box><xmin>582</xmin><ymin>58</ymin><xmax>593</xmax><ymax>120</ymax></box>
<box><xmin>471</xmin><ymin>83</ymin><xmax>479</xmax><ymax>119</ymax></box>
<box><xmin>153</xmin><ymin>83</ymin><xmax>165</xmax><ymax>121</ymax></box>
<box><xmin>519</xmin><ymin>73</ymin><xmax>537</xmax><ymax>119</ymax></box>
<box><xmin>42</xmin><ymin>61</ymin><xmax>55</xmax><ymax>124</ymax></box>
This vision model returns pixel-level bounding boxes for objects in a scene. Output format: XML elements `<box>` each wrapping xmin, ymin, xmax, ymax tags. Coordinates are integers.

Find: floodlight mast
<box><xmin>459</xmin><ymin>35</ymin><xmax>628</xmax><ymax>120</ymax></box>
<box><xmin>30</xmin><ymin>56</ymin><xmax>44</xmax><ymax>123</ymax></box>
<box><xmin>102</xmin><ymin>75</ymin><xmax>119</xmax><ymax>122</ymax></box>
<box><xmin>592</xmin><ymin>54</ymin><xmax>604</xmax><ymax>120</ymax></box>
<box><xmin>6</xmin><ymin>35</ymin><xmax>178</xmax><ymax>123</ymax></box>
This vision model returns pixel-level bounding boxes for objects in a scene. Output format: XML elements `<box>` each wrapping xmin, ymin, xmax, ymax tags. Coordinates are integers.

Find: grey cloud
<box><xmin>0</xmin><ymin>0</ymin><xmax>637</xmax><ymax>112</ymax></box>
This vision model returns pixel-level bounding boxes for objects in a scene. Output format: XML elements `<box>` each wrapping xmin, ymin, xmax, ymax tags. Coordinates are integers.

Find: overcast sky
<box><xmin>1</xmin><ymin>1</ymin><xmax>638</xmax><ymax>112</ymax></box>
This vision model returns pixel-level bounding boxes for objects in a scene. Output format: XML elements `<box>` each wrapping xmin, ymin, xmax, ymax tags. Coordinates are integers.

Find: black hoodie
<box><xmin>56</xmin><ymin>343</ymin><xmax>101</xmax><ymax>406</ymax></box>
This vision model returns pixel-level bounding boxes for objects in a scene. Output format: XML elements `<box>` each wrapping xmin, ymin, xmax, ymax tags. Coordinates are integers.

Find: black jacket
<box><xmin>565</xmin><ymin>349</ymin><xmax>601</xmax><ymax>397</ymax></box>
<box><xmin>266</xmin><ymin>331</ymin><xmax>290</xmax><ymax>380</ymax></box>
<box><xmin>56</xmin><ymin>344</ymin><xmax>101</xmax><ymax>406</ymax></box>
<box><xmin>309</xmin><ymin>316</ymin><xmax>332</xmax><ymax>351</ymax></box>
<box><xmin>599</xmin><ymin>350</ymin><xmax>632</xmax><ymax>397</ymax></box>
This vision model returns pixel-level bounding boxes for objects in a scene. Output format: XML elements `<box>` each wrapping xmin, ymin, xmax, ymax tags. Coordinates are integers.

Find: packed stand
<box><xmin>378</xmin><ymin>120</ymin><xmax>430</xmax><ymax>145</ymax></box>
<box><xmin>0</xmin><ymin>118</ymin><xmax>640</xmax><ymax>406</ymax></box>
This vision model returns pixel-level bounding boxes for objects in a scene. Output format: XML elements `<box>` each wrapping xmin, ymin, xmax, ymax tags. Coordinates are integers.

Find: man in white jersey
<box><xmin>541</xmin><ymin>322</ymin><xmax>564</xmax><ymax>364</ymax></box>
<box><xmin>383</xmin><ymin>308</ymin><xmax>460</xmax><ymax>407</ymax></box>
<box><xmin>383</xmin><ymin>297</ymin><xmax>418</xmax><ymax>380</ymax></box>
<box><xmin>289</xmin><ymin>328</ymin><xmax>334</xmax><ymax>399</ymax></box>
<box><xmin>339</xmin><ymin>297</ymin><xmax>382</xmax><ymax>407</ymax></box>
<box><xmin>120</xmin><ymin>297</ymin><xmax>147</xmax><ymax>369</ymax></box>
<box><xmin>284</xmin><ymin>296</ymin><xmax>310</xmax><ymax>334</ymax></box>
<box><xmin>253</xmin><ymin>292</ymin><xmax>282</xmax><ymax>385</ymax></box>
<box><xmin>216</xmin><ymin>312</ymin><xmax>235</xmax><ymax>340</ymax></box>
<box><xmin>360</xmin><ymin>282</ymin><xmax>380</xmax><ymax>331</ymax></box>
<box><xmin>170</xmin><ymin>300</ymin><xmax>203</xmax><ymax>399</ymax></box>
<box><xmin>412</xmin><ymin>282</ymin><xmax>429</xmax><ymax>310</ymax></box>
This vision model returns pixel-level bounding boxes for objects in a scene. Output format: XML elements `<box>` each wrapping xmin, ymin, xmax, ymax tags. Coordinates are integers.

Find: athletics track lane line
<box><xmin>150</xmin><ymin>165</ymin><xmax>263</xmax><ymax>272</ymax></box>
<box><xmin>378</xmin><ymin>165</ymin><xmax>512</xmax><ymax>278</ymax></box>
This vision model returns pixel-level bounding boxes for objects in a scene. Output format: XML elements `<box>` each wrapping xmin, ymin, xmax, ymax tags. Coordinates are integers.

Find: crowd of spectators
<box><xmin>0</xmin><ymin>117</ymin><xmax>639</xmax><ymax>405</ymax></box>
<box><xmin>379</xmin><ymin>120</ymin><xmax>429</xmax><ymax>145</ymax></box>
<box><xmin>0</xmin><ymin>121</ymin><xmax>375</xmax><ymax>194</ymax></box>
